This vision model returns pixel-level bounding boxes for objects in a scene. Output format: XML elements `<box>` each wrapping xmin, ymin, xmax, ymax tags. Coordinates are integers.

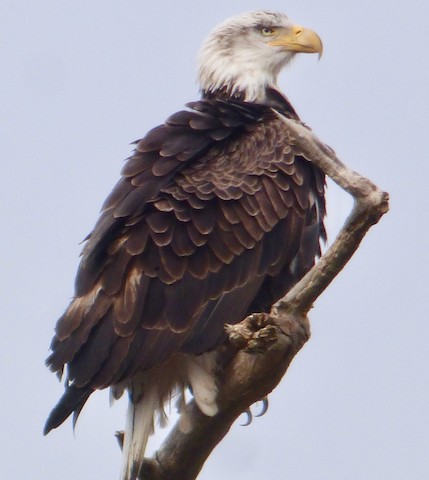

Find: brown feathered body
<box><xmin>45</xmin><ymin>87</ymin><xmax>326</xmax><ymax>477</ymax></box>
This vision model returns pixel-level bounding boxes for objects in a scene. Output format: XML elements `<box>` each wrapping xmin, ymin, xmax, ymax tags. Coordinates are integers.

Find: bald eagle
<box><xmin>45</xmin><ymin>10</ymin><xmax>326</xmax><ymax>480</ymax></box>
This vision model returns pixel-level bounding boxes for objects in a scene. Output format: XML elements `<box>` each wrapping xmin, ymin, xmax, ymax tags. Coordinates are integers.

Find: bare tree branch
<box><xmin>129</xmin><ymin>120</ymin><xmax>389</xmax><ymax>479</ymax></box>
<box><xmin>275</xmin><ymin>119</ymin><xmax>390</xmax><ymax>313</ymax></box>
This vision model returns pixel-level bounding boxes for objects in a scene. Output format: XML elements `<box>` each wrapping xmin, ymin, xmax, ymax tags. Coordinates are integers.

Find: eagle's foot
<box><xmin>244</xmin><ymin>324</ymin><xmax>278</xmax><ymax>353</ymax></box>
<box><xmin>225</xmin><ymin>313</ymin><xmax>279</xmax><ymax>353</ymax></box>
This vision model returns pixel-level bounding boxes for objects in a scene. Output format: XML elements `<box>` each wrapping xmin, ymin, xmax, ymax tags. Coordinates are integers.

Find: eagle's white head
<box><xmin>198</xmin><ymin>10</ymin><xmax>322</xmax><ymax>103</ymax></box>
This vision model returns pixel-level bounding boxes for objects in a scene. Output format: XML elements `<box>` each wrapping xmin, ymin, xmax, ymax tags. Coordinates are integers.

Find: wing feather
<box><xmin>67</xmin><ymin>309</ymin><xmax>117</xmax><ymax>387</ymax></box>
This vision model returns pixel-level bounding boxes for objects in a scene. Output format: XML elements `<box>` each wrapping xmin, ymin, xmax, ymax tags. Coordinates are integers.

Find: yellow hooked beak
<box><xmin>269</xmin><ymin>25</ymin><xmax>323</xmax><ymax>58</ymax></box>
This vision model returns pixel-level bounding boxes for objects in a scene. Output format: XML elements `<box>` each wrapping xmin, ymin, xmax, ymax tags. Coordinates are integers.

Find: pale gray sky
<box><xmin>1</xmin><ymin>1</ymin><xmax>428</xmax><ymax>479</ymax></box>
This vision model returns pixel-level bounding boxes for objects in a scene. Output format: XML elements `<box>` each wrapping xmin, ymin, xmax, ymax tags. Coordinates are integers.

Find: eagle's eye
<box><xmin>260</xmin><ymin>27</ymin><xmax>275</xmax><ymax>37</ymax></box>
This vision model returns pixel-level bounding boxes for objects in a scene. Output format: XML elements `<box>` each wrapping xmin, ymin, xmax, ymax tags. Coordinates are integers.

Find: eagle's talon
<box><xmin>240</xmin><ymin>398</ymin><xmax>269</xmax><ymax>427</ymax></box>
<box><xmin>254</xmin><ymin>397</ymin><xmax>269</xmax><ymax>418</ymax></box>
<box><xmin>240</xmin><ymin>409</ymin><xmax>253</xmax><ymax>426</ymax></box>
<box><xmin>115</xmin><ymin>430</ymin><xmax>125</xmax><ymax>450</ymax></box>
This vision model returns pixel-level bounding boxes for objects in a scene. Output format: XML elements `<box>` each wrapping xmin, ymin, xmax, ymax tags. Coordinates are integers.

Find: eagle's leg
<box><xmin>225</xmin><ymin>313</ymin><xmax>279</xmax><ymax>353</ymax></box>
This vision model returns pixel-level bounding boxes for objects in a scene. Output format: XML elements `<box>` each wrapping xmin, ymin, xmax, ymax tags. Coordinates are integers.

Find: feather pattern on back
<box><xmin>44</xmin><ymin>94</ymin><xmax>325</xmax><ymax>445</ymax></box>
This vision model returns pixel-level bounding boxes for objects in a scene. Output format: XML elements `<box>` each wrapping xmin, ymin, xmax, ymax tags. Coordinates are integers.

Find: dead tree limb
<box><xmin>133</xmin><ymin>120</ymin><xmax>389</xmax><ymax>479</ymax></box>
<box><xmin>277</xmin><ymin>119</ymin><xmax>390</xmax><ymax>313</ymax></box>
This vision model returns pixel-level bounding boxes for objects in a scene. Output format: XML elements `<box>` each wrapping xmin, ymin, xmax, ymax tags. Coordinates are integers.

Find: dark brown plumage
<box><xmin>45</xmin><ymin>89</ymin><xmax>325</xmax><ymax>432</ymax></box>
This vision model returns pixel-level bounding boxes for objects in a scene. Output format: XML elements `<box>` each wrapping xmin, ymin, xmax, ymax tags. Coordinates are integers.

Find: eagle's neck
<box><xmin>201</xmin><ymin>86</ymin><xmax>300</xmax><ymax>120</ymax></box>
<box><xmin>199</xmin><ymin>72</ymin><xmax>277</xmax><ymax>104</ymax></box>
<box><xmin>201</xmin><ymin>87</ymin><xmax>247</xmax><ymax>102</ymax></box>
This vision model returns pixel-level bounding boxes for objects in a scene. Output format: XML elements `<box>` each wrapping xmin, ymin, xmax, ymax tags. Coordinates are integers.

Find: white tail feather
<box><xmin>120</xmin><ymin>388</ymin><xmax>158</xmax><ymax>480</ymax></box>
<box><xmin>118</xmin><ymin>353</ymin><xmax>219</xmax><ymax>479</ymax></box>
